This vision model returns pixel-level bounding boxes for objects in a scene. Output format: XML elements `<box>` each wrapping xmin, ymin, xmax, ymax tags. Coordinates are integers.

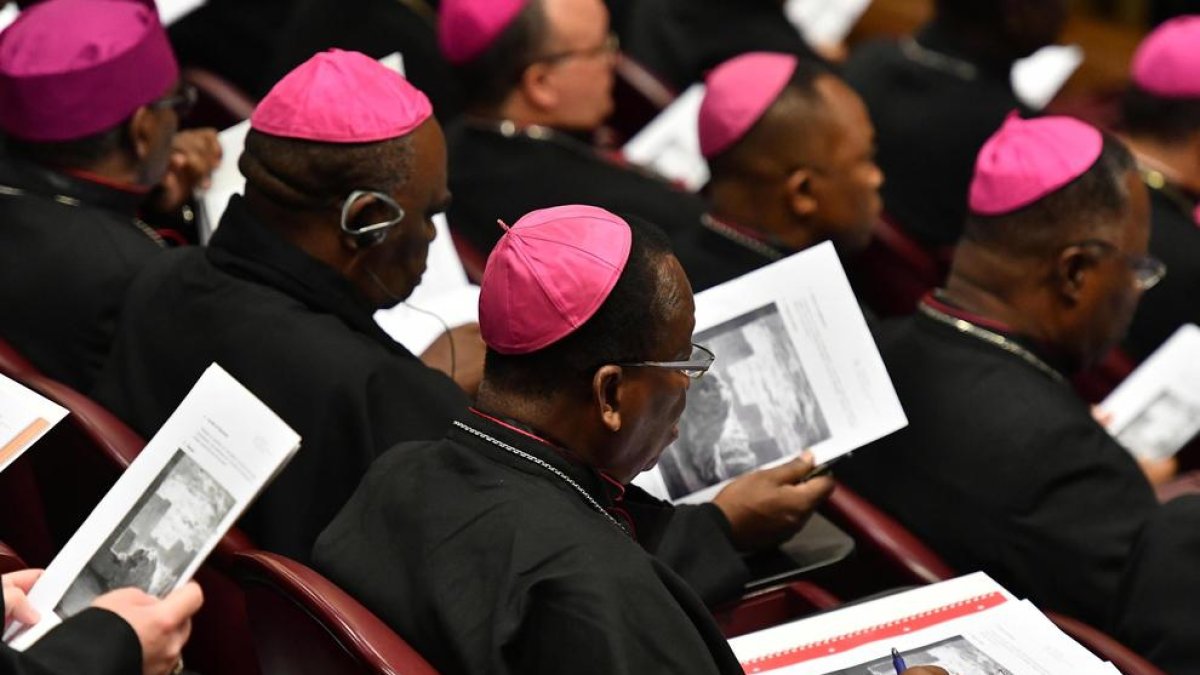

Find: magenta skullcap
<box><xmin>968</xmin><ymin>114</ymin><xmax>1104</xmax><ymax>217</ymax></box>
<box><xmin>438</xmin><ymin>0</ymin><xmax>528</xmax><ymax>65</ymax></box>
<box><xmin>699</xmin><ymin>52</ymin><xmax>799</xmax><ymax>159</ymax></box>
<box><xmin>252</xmin><ymin>49</ymin><xmax>432</xmax><ymax>143</ymax></box>
<box><xmin>479</xmin><ymin>205</ymin><xmax>633</xmax><ymax>355</ymax></box>
<box><xmin>1132</xmin><ymin>16</ymin><xmax>1200</xmax><ymax>98</ymax></box>
<box><xmin>0</xmin><ymin>0</ymin><xmax>177</xmax><ymax>142</ymax></box>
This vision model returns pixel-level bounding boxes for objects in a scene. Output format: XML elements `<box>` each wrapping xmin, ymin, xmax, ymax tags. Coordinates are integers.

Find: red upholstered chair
<box><xmin>1072</xmin><ymin>347</ymin><xmax>1136</xmax><ymax>404</ymax></box>
<box><xmin>233</xmin><ymin>550</ymin><xmax>440</xmax><ymax>675</ymax></box>
<box><xmin>849</xmin><ymin>215</ymin><xmax>949</xmax><ymax>318</ymax></box>
<box><xmin>607</xmin><ymin>54</ymin><xmax>678</xmax><ymax>144</ymax></box>
<box><xmin>0</xmin><ymin>541</ymin><xmax>29</xmax><ymax>575</ymax></box>
<box><xmin>715</xmin><ymin>581</ymin><xmax>842</xmax><ymax>638</ymax></box>
<box><xmin>1046</xmin><ymin>611</ymin><xmax>1167</xmax><ymax>675</ymax></box>
<box><xmin>181</xmin><ymin>67</ymin><xmax>257</xmax><ymax>130</ymax></box>
<box><xmin>449</xmin><ymin>230</ymin><xmax>488</xmax><ymax>284</ymax></box>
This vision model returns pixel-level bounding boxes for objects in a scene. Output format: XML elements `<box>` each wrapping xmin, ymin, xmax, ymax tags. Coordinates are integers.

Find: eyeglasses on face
<box><xmin>618</xmin><ymin>343</ymin><xmax>716</xmax><ymax>379</ymax></box>
<box><xmin>1072</xmin><ymin>239</ymin><xmax>1167</xmax><ymax>291</ymax></box>
<box><xmin>533</xmin><ymin>33</ymin><xmax>620</xmax><ymax>65</ymax></box>
<box><xmin>150</xmin><ymin>83</ymin><xmax>198</xmax><ymax>118</ymax></box>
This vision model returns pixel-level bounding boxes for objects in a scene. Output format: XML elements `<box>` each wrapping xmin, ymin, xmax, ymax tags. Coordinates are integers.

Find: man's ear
<box><xmin>519</xmin><ymin>62</ymin><xmax>558</xmax><ymax>111</ymax></box>
<box><xmin>1055</xmin><ymin>244</ymin><xmax>1095</xmax><ymax>304</ymax></box>
<box><xmin>127</xmin><ymin>106</ymin><xmax>160</xmax><ymax>163</ymax></box>
<box><xmin>786</xmin><ymin>168</ymin><xmax>819</xmax><ymax>219</ymax></box>
<box><xmin>593</xmin><ymin>365</ymin><xmax>625</xmax><ymax>433</ymax></box>
<box><xmin>340</xmin><ymin>193</ymin><xmax>395</xmax><ymax>251</ymax></box>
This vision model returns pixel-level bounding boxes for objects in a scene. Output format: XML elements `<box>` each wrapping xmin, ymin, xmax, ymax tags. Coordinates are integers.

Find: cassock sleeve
<box><xmin>998</xmin><ymin>416</ymin><xmax>1158</xmax><ymax>627</ymax></box>
<box><xmin>1</xmin><ymin>609</ymin><xmax>141</xmax><ymax>675</ymax></box>
<box><xmin>651</xmin><ymin>504</ymin><xmax>750</xmax><ymax>608</ymax></box>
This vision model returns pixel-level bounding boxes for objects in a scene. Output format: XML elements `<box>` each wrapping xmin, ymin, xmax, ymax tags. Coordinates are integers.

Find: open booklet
<box><xmin>730</xmin><ymin>572</ymin><xmax>1119</xmax><ymax>674</ymax></box>
<box><xmin>623</xmin><ymin>44</ymin><xmax>1080</xmax><ymax>191</ymax></box>
<box><xmin>0</xmin><ymin>373</ymin><xmax>68</xmax><ymax>474</ymax></box>
<box><xmin>633</xmin><ymin>242</ymin><xmax>906</xmax><ymax>503</ymax></box>
<box><xmin>4</xmin><ymin>364</ymin><xmax>300</xmax><ymax>649</ymax></box>
<box><xmin>1099</xmin><ymin>324</ymin><xmax>1200</xmax><ymax>461</ymax></box>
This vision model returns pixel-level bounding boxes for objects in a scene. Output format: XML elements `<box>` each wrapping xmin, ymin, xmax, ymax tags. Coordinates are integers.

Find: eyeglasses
<box><xmin>534</xmin><ymin>33</ymin><xmax>620</xmax><ymax>65</ymax></box>
<box><xmin>1073</xmin><ymin>239</ymin><xmax>1167</xmax><ymax>291</ymax></box>
<box><xmin>618</xmin><ymin>343</ymin><xmax>716</xmax><ymax>380</ymax></box>
<box><xmin>150</xmin><ymin>83</ymin><xmax>198</xmax><ymax>118</ymax></box>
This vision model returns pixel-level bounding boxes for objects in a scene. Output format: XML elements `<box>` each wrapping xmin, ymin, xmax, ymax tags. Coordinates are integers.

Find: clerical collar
<box><xmin>0</xmin><ymin>156</ymin><xmax>164</xmax><ymax>246</ymax></box>
<box><xmin>461</xmin><ymin>409</ymin><xmax>634</xmax><ymax>536</ymax></box>
<box><xmin>919</xmin><ymin>292</ymin><xmax>1068</xmax><ymax>384</ymax></box>
<box><xmin>700</xmin><ymin>213</ymin><xmax>786</xmax><ymax>262</ymax></box>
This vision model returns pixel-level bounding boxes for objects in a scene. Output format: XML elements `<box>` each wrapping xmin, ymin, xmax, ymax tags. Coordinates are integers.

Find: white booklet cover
<box><xmin>622</xmin><ymin>84</ymin><xmax>709</xmax><ymax>192</ymax></box>
<box><xmin>634</xmin><ymin>242</ymin><xmax>906</xmax><ymax>503</ymax></box>
<box><xmin>730</xmin><ymin>573</ymin><xmax>1114</xmax><ymax>674</ymax></box>
<box><xmin>1099</xmin><ymin>324</ymin><xmax>1200</xmax><ymax>461</ymax></box>
<box><xmin>783</xmin><ymin>0</ymin><xmax>873</xmax><ymax>48</ymax></box>
<box><xmin>0</xmin><ymin>374</ymin><xmax>68</xmax><ymax>474</ymax></box>
<box><xmin>4</xmin><ymin>364</ymin><xmax>300</xmax><ymax>649</ymax></box>
<box><xmin>1012</xmin><ymin>44</ymin><xmax>1084</xmax><ymax>111</ymax></box>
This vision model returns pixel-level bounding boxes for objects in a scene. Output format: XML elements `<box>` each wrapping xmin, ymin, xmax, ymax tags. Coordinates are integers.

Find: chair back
<box><xmin>234</xmin><ymin>550</ymin><xmax>440</xmax><ymax>675</ymax></box>
<box><xmin>181</xmin><ymin>67</ymin><xmax>257</xmax><ymax>130</ymax></box>
<box><xmin>849</xmin><ymin>215</ymin><xmax>948</xmax><ymax>317</ymax></box>
<box><xmin>1046</xmin><ymin>611</ymin><xmax>1167</xmax><ymax>675</ymax></box>
<box><xmin>607</xmin><ymin>54</ymin><xmax>677</xmax><ymax>143</ymax></box>
<box><xmin>0</xmin><ymin>540</ymin><xmax>28</xmax><ymax>575</ymax></box>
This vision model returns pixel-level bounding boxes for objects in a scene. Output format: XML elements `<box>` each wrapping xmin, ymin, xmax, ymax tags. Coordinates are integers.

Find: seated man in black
<box><xmin>676</xmin><ymin>52</ymin><xmax>882</xmax><ymax>293</ymax></box>
<box><xmin>315</xmin><ymin>205</ymin><xmax>945</xmax><ymax>674</ymax></box>
<box><xmin>1117</xmin><ymin>16</ymin><xmax>1200</xmax><ymax>361</ymax></box>
<box><xmin>437</xmin><ymin>0</ymin><xmax>709</xmax><ymax>257</ymax></box>
<box><xmin>0</xmin><ymin>0</ymin><xmax>219</xmax><ymax>392</ymax></box>
<box><xmin>842</xmin><ymin>0</ymin><xmax>1066</xmax><ymax>249</ymax></box>
<box><xmin>837</xmin><ymin>115</ymin><xmax>1166</xmax><ymax>634</ymax></box>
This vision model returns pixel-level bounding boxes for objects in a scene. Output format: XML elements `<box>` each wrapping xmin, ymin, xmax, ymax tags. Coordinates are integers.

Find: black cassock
<box><xmin>0</xmin><ymin>157</ymin><xmax>164</xmax><ymax>392</ymax></box>
<box><xmin>837</xmin><ymin>298</ymin><xmax>1159</xmax><ymax>631</ymax></box>
<box><xmin>446</xmin><ymin>121</ymin><xmax>707</xmax><ymax>257</ymax></box>
<box><xmin>623</xmin><ymin>0</ymin><xmax>820</xmax><ymax>91</ymax></box>
<box><xmin>0</xmin><ymin>606</ymin><xmax>141</xmax><ymax>675</ymax></box>
<box><xmin>93</xmin><ymin>195</ymin><xmax>470</xmax><ymax>562</ymax></box>
<box><xmin>313</xmin><ymin>411</ymin><xmax>745</xmax><ymax>675</ymax></box>
<box><xmin>671</xmin><ymin>215</ymin><xmax>783</xmax><ymax>293</ymax></box>
<box><xmin>843</xmin><ymin>23</ymin><xmax>1029</xmax><ymax>248</ymax></box>
<box><xmin>1123</xmin><ymin>179</ymin><xmax>1200</xmax><ymax>361</ymax></box>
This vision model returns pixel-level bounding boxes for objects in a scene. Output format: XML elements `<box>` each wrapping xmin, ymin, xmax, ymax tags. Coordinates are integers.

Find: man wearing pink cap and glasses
<box><xmin>0</xmin><ymin>0</ymin><xmax>220</xmax><ymax>394</ymax></box>
<box><xmin>316</xmin><ymin>205</ymin><xmax>950</xmax><ymax>675</ymax></box>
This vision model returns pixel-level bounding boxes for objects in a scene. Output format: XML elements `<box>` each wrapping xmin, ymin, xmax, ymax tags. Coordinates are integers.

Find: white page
<box><xmin>1012</xmin><ymin>44</ymin><xmax>1084</xmax><ymax>111</ymax></box>
<box><xmin>731</xmin><ymin>574</ymin><xmax>1106</xmax><ymax>675</ymax></box>
<box><xmin>1099</xmin><ymin>324</ymin><xmax>1200</xmax><ymax>460</ymax></box>
<box><xmin>6</xmin><ymin>364</ymin><xmax>300</xmax><ymax>649</ymax></box>
<box><xmin>622</xmin><ymin>84</ymin><xmax>709</xmax><ymax>191</ymax></box>
<box><xmin>784</xmin><ymin>0</ymin><xmax>872</xmax><ymax>47</ymax></box>
<box><xmin>0</xmin><ymin>374</ymin><xmax>68</xmax><ymax>474</ymax></box>
<box><xmin>156</xmin><ymin>0</ymin><xmax>205</xmax><ymax>26</ymax></box>
<box><xmin>0</xmin><ymin>3</ymin><xmax>17</xmax><ymax>33</ymax></box>
<box><xmin>634</xmin><ymin>242</ymin><xmax>906</xmax><ymax>503</ymax></box>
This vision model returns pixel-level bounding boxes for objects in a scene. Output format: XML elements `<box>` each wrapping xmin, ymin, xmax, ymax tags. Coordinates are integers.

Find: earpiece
<box><xmin>340</xmin><ymin>189</ymin><xmax>406</xmax><ymax>248</ymax></box>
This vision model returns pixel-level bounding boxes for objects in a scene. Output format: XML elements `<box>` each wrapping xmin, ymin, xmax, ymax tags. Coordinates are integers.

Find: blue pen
<box><xmin>891</xmin><ymin>648</ymin><xmax>907</xmax><ymax>674</ymax></box>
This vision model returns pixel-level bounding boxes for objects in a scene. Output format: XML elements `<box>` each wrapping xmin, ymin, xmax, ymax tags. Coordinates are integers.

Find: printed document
<box><xmin>4</xmin><ymin>364</ymin><xmax>300</xmax><ymax>649</ymax></box>
<box><xmin>1099</xmin><ymin>324</ymin><xmax>1200</xmax><ymax>460</ymax></box>
<box><xmin>730</xmin><ymin>573</ymin><xmax>1117</xmax><ymax>674</ymax></box>
<box><xmin>0</xmin><ymin>374</ymin><xmax>68</xmax><ymax>474</ymax></box>
<box><xmin>784</xmin><ymin>0</ymin><xmax>872</xmax><ymax>47</ymax></box>
<box><xmin>622</xmin><ymin>84</ymin><xmax>709</xmax><ymax>191</ymax></box>
<box><xmin>634</xmin><ymin>242</ymin><xmax>906</xmax><ymax>503</ymax></box>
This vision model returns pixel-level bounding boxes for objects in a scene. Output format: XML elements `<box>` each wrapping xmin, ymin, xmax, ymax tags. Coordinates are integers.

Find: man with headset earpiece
<box><xmin>94</xmin><ymin>50</ymin><xmax>478</xmax><ymax>563</ymax></box>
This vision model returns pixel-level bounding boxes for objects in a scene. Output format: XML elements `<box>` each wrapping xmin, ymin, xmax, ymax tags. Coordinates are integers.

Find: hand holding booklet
<box><xmin>3</xmin><ymin>364</ymin><xmax>300</xmax><ymax>649</ymax></box>
<box><xmin>634</xmin><ymin>243</ymin><xmax>907</xmax><ymax>503</ymax></box>
<box><xmin>730</xmin><ymin>573</ymin><xmax>1120</xmax><ymax>674</ymax></box>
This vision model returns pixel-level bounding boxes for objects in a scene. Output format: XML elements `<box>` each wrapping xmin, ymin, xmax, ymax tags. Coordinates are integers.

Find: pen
<box><xmin>891</xmin><ymin>648</ymin><xmax>907</xmax><ymax>674</ymax></box>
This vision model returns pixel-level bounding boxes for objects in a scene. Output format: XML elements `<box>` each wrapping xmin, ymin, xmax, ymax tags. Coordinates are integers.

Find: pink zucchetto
<box><xmin>1132</xmin><ymin>16</ymin><xmax>1200</xmax><ymax>98</ymax></box>
<box><xmin>699</xmin><ymin>52</ymin><xmax>799</xmax><ymax>159</ymax></box>
<box><xmin>0</xmin><ymin>0</ymin><xmax>178</xmax><ymax>142</ymax></box>
<box><xmin>251</xmin><ymin>50</ymin><xmax>432</xmax><ymax>144</ymax></box>
<box><xmin>968</xmin><ymin>114</ymin><xmax>1104</xmax><ymax>217</ymax></box>
<box><xmin>438</xmin><ymin>0</ymin><xmax>528</xmax><ymax>65</ymax></box>
<box><xmin>479</xmin><ymin>205</ymin><xmax>633</xmax><ymax>355</ymax></box>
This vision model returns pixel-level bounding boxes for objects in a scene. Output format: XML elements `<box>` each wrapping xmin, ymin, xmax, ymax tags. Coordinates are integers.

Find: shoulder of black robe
<box><xmin>1123</xmin><ymin>187</ymin><xmax>1200</xmax><ymax>361</ymax></box>
<box><xmin>1114</xmin><ymin>494</ymin><xmax>1200</xmax><ymax>674</ymax></box>
<box><xmin>313</xmin><ymin>412</ymin><xmax>744</xmax><ymax>675</ymax></box>
<box><xmin>624</xmin><ymin>0</ymin><xmax>820</xmax><ymax>91</ymax></box>
<box><xmin>446</xmin><ymin>123</ymin><xmax>708</xmax><ymax>256</ymax></box>
<box><xmin>836</xmin><ymin>312</ymin><xmax>1158</xmax><ymax>629</ymax></box>
<box><xmin>671</xmin><ymin>216</ymin><xmax>778</xmax><ymax>293</ymax></box>
<box><xmin>93</xmin><ymin>195</ymin><xmax>470</xmax><ymax>561</ymax></box>
<box><xmin>264</xmin><ymin>0</ymin><xmax>463</xmax><ymax>122</ymax></box>
<box><xmin>0</xmin><ymin>157</ymin><xmax>164</xmax><ymax>392</ymax></box>
<box><xmin>0</xmin><ymin>607</ymin><xmax>141</xmax><ymax>675</ymax></box>
<box><xmin>842</xmin><ymin>33</ymin><xmax>1027</xmax><ymax>248</ymax></box>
